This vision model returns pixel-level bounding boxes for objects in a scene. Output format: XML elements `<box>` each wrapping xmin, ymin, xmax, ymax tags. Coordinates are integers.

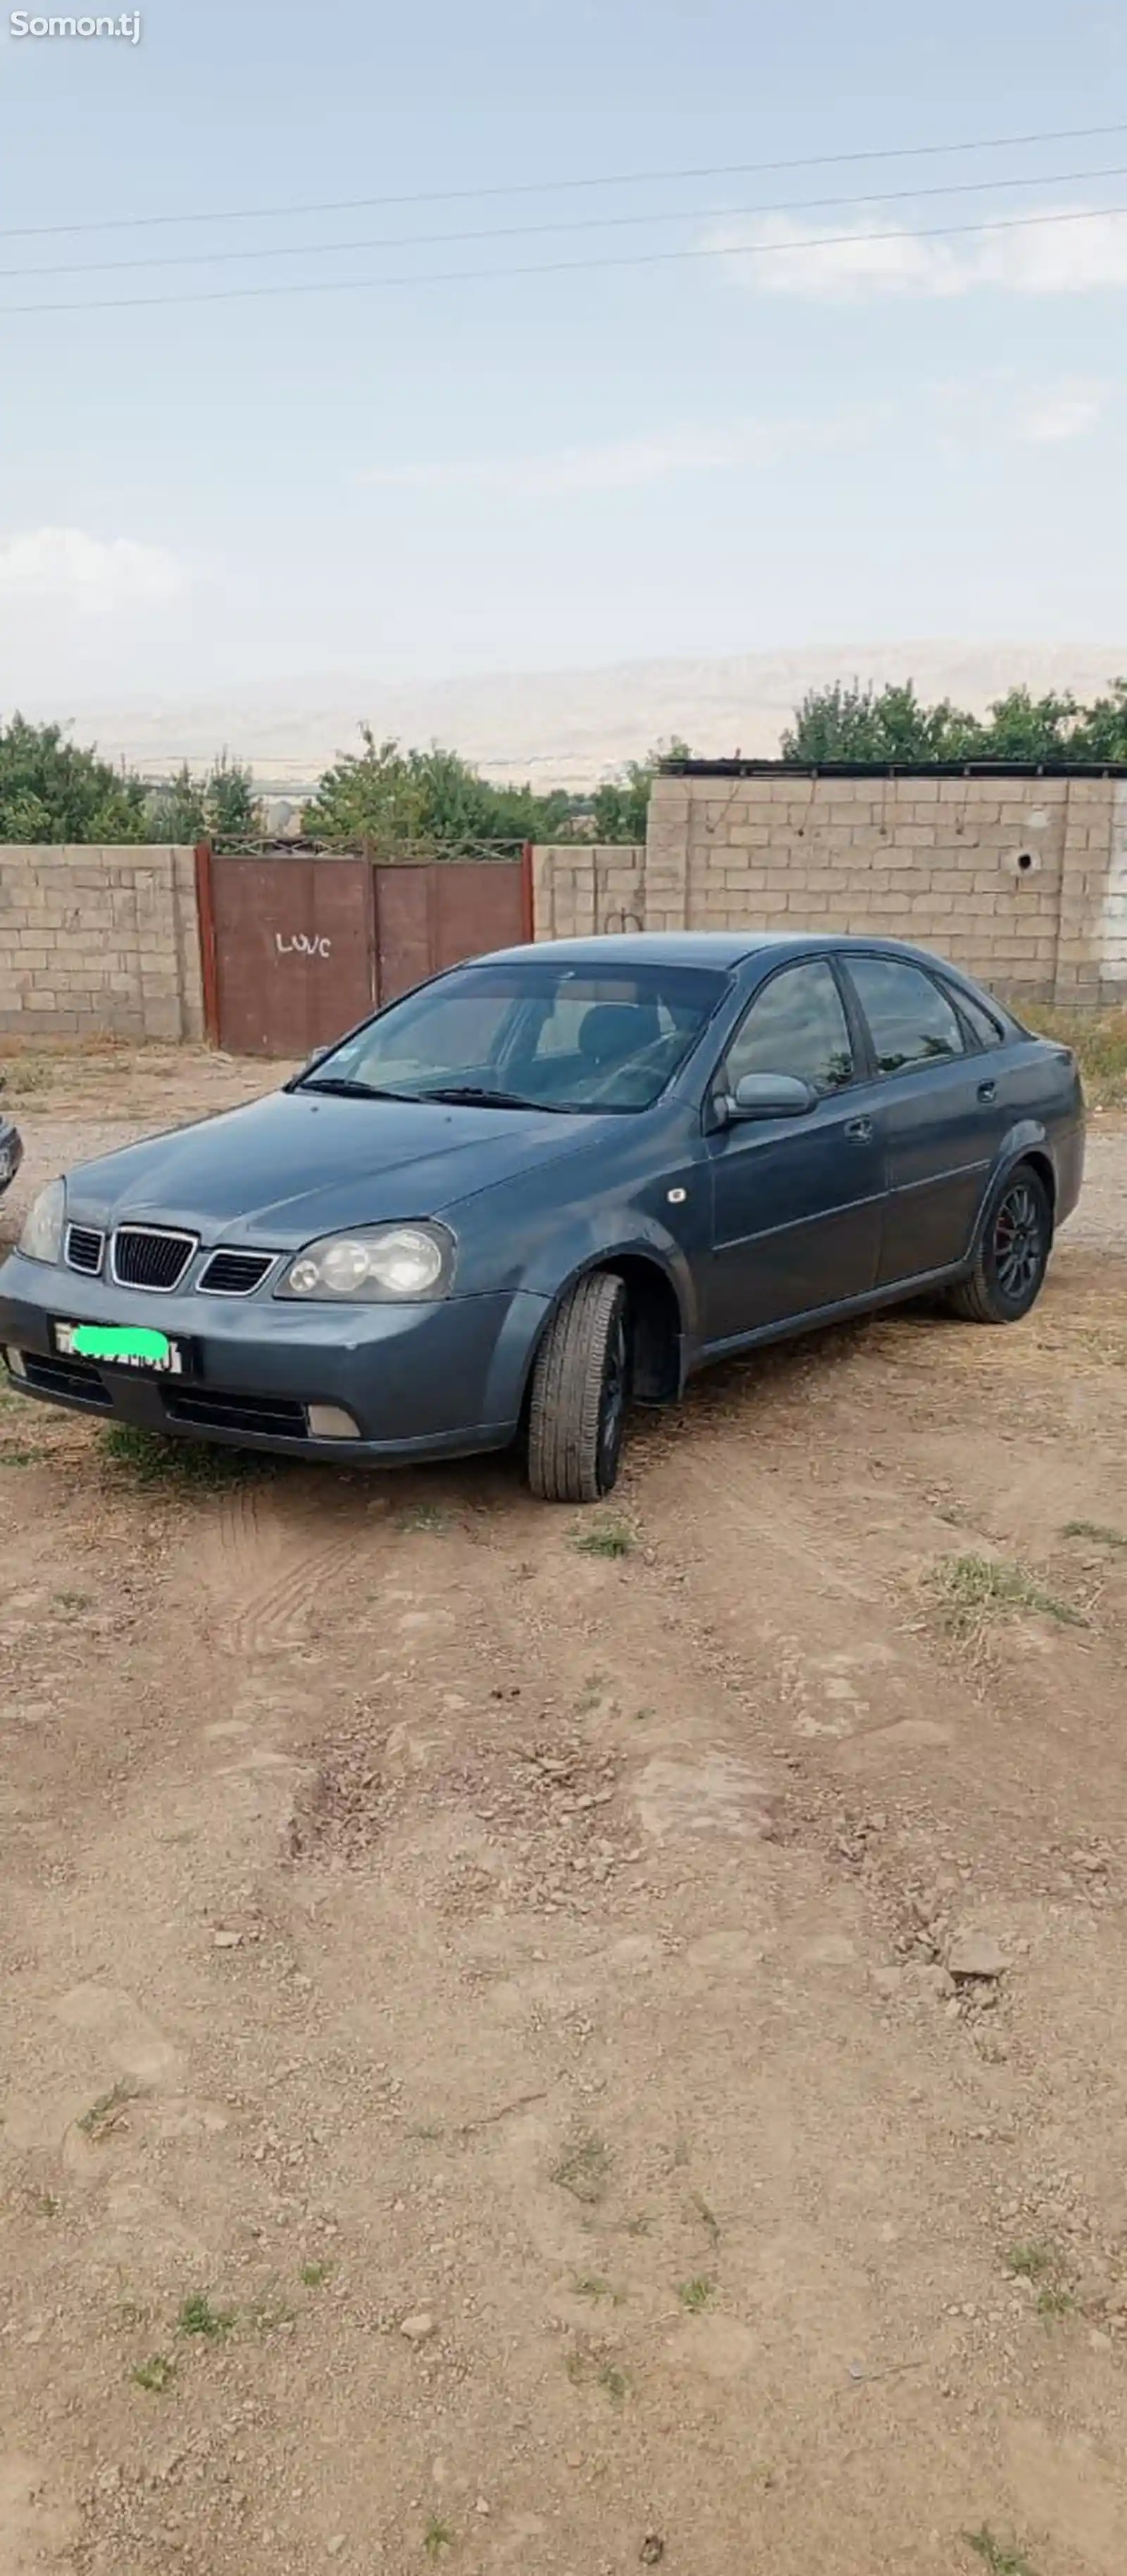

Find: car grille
<box><xmin>20</xmin><ymin>1351</ymin><xmax>113</xmax><ymax>1409</ymax></box>
<box><xmin>162</xmin><ymin>1386</ymin><xmax>309</xmax><ymax>1440</ymax></box>
<box><xmin>65</xmin><ymin>1223</ymin><xmax>105</xmax><ymax>1276</ymax></box>
<box><xmin>197</xmin><ymin>1250</ymin><xmax>275</xmax><ymax>1296</ymax></box>
<box><xmin>111</xmin><ymin>1226</ymin><xmax>197</xmax><ymax>1291</ymax></box>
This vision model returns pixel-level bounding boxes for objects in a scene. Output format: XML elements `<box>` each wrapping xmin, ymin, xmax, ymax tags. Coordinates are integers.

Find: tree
<box><xmin>781</xmin><ymin>681</ymin><xmax>976</xmax><ymax>764</ymax></box>
<box><xmin>145</xmin><ymin>750</ymin><xmax>259</xmax><ymax>842</ymax></box>
<box><xmin>304</xmin><ymin>727</ymin><xmax>575</xmax><ymax>854</ymax></box>
<box><xmin>591</xmin><ymin>738</ymin><xmax>692</xmax><ymax>842</ymax></box>
<box><xmin>0</xmin><ymin>712</ymin><xmax>148</xmax><ymax>842</ymax></box>
<box><xmin>781</xmin><ymin>674</ymin><xmax>1127</xmax><ymax>766</ymax></box>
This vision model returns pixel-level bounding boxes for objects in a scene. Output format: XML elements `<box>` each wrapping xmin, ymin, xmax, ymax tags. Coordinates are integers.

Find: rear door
<box><xmin>703</xmin><ymin>955</ymin><xmax>885</xmax><ymax>1345</ymax></box>
<box><xmin>839</xmin><ymin>954</ymin><xmax>1008</xmax><ymax>1286</ymax></box>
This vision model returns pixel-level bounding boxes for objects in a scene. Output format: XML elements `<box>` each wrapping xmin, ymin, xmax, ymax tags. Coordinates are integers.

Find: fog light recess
<box><xmin>4</xmin><ymin>1347</ymin><xmax>25</xmax><ymax>1376</ymax></box>
<box><xmin>306</xmin><ymin>1402</ymin><xmax>361</xmax><ymax>1439</ymax></box>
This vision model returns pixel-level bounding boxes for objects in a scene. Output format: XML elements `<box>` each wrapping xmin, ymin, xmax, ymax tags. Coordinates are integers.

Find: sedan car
<box><xmin>0</xmin><ymin>933</ymin><xmax>1083</xmax><ymax>1501</ymax></box>
<box><xmin>0</xmin><ymin>1083</ymin><xmax>24</xmax><ymax>1199</ymax></box>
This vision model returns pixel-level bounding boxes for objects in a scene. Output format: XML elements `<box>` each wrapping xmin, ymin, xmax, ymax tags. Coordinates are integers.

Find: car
<box><xmin>0</xmin><ymin>933</ymin><xmax>1084</xmax><ymax>1501</ymax></box>
<box><xmin>0</xmin><ymin>1079</ymin><xmax>24</xmax><ymax>1199</ymax></box>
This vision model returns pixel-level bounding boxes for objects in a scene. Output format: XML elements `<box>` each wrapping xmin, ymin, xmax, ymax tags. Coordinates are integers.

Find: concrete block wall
<box><xmin>534</xmin><ymin>776</ymin><xmax>1127</xmax><ymax>1009</ymax></box>
<box><xmin>0</xmin><ymin>845</ymin><xmax>204</xmax><ymax>1043</ymax></box>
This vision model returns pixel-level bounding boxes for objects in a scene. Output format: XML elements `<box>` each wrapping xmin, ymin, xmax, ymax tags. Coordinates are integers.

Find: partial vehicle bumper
<box><xmin>0</xmin><ymin>1121</ymin><xmax>23</xmax><ymax>1195</ymax></box>
<box><xmin>0</xmin><ymin>1251</ymin><xmax>549</xmax><ymax>1462</ymax></box>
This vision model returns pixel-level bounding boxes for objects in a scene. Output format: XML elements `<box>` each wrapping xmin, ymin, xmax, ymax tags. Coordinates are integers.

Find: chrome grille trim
<box><xmin>110</xmin><ymin>1225</ymin><xmax>198</xmax><ymax>1293</ymax></box>
<box><xmin>196</xmin><ymin>1249</ymin><xmax>278</xmax><ymax>1298</ymax></box>
<box><xmin>65</xmin><ymin>1222</ymin><xmax>106</xmax><ymax>1276</ymax></box>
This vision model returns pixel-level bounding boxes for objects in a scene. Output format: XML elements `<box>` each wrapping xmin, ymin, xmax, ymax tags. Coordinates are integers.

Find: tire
<box><xmin>526</xmin><ymin>1271</ymin><xmax>629</xmax><ymax>1502</ymax></box>
<box><xmin>947</xmin><ymin>1162</ymin><xmax>1052</xmax><ymax>1325</ymax></box>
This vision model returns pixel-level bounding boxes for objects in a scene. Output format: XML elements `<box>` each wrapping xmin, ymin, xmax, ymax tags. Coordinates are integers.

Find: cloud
<box><xmin>0</xmin><ymin>525</ymin><xmax>187</xmax><ymax>611</ymax></box>
<box><xmin>1019</xmin><ymin>386</ymin><xmax>1105</xmax><ymax>442</ymax></box>
<box><xmin>359</xmin><ymin>412</ymin><xmax>884</xmax><ymax>497</ymax></box>
<box><xmin>709</xmin><ymin>205</ymin><xmax>1127</xmax><ymax>301</ymax></box>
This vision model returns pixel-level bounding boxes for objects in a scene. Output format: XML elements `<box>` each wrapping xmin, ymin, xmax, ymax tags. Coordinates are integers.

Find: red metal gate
<box><xmin>201</xmin><ymin>852</ymin><xmax>376</xmax><ymax>1058</ymax></box>
<box><xmin>373</xmin><ymin>858</ymin><xmax>530</xmax><ymax>1002</ymax></box>
<box><xmin>198</xmin><ymin>847</ymin><xmax>532</xmax><ymax>1056</ymax></box>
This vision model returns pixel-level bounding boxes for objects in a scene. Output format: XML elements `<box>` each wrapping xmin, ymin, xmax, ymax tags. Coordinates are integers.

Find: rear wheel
<box><xmin>947</xmin><ymin>1162</ymin><xmax>1052</xmax><ymax>1324</ymax></box>
<box><xmin>526</xmin><ymin>1271</ymin><xmax>628</xmax><ymax>1502</ymax></box>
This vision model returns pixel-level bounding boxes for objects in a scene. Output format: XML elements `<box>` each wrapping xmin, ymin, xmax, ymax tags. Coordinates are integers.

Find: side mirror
<box><xmin>722</xmin><ymin>1071</ymin><xmax>818</xmax><ymax>1123</ymax></box>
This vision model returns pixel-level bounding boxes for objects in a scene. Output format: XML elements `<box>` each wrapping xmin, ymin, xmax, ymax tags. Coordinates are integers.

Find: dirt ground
<box><xmin>4</xmin><ymin>1047</ymin><xmax>1127</xmax><ymax>2576</ymax></box>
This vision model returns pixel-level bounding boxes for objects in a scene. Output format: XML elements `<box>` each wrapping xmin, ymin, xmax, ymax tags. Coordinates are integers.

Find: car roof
<box><xmin>478</xmin><ymin>930</ymin><xmax>971</xmax><ymax>974</ymax></box>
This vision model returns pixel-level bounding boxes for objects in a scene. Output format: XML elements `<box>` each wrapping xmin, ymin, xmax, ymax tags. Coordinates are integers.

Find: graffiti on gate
<box><xmin>275</xmin><ymin>931</ymin><xmax>332</xmax><ymax>960</ymax></box>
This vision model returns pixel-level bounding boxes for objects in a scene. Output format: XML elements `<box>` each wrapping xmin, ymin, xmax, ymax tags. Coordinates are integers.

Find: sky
<box><xmin>2</xmin><ymin>0</ymin><xmax>1127</xmax><ymax>718</ymax></box>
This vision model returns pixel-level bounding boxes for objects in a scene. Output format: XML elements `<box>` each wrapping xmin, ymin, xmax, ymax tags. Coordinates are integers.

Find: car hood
<box><xmin>63</xmin><ymin>1088</ymin><xmax>602</xmax><ymax>1247</ymax></box>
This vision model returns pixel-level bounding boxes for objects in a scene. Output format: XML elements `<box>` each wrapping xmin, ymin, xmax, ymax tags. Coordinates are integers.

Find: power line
<box><xmin>6</xmin><ymin>158</ymin><xmax>1126</xmax><ymax>282</ymax></box>
<box><xmin>1</xmin><ymin>199</ymin><xmax>1123</xmax><ymax>318</ymax></box>
<box><xmin>1</xmin><ymin>116</ymin><xmax>1126</xmax><ymax>242</ymax></box>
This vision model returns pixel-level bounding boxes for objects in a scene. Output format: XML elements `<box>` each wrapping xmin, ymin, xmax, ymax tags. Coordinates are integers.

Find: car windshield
<box><xmin>298</xmin><ymin>958</ymin><xmax>728</xmax><ymax>1114</ymax></box>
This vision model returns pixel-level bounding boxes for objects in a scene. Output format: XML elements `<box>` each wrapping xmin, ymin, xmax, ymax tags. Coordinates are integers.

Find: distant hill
<box><xmin>32</xmin><ymin>641</ymin><xmax>1127</xmax><ymax>795</ymax></box>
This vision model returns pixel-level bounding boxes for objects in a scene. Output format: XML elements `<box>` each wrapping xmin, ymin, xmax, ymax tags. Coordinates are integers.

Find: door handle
<box><xmin>978</xmin><ymin>1079</ymin><xmax>997</xmax><ymax>1104</ymax></box>
<box><xmin>844</xmin><ymin>1116</ymin><xmax>873</xmax><ymax>1142</ymax></box>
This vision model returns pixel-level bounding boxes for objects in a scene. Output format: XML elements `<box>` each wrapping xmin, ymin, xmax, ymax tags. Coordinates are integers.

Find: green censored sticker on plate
<box><xmin>72</xmin><ymin>1325</ymin><xmax>172</xmax><ymax>1364</ymax></box>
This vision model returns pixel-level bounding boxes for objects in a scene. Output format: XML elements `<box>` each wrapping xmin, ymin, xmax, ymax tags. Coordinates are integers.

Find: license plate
<box><xmin>54</xmin><ymin>1321</ymin><xmax>187</xmax><ymax>1375</ymax></box>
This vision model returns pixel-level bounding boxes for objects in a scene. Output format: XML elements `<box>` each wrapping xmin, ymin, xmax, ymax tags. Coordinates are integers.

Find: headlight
<box><xmin>275</xmin><ymin>1223</ymin><xmax>454</xmax><ymax>1302</ymax></box>
<box><xmin>18</xmin><ymin>1178</ymin><xmax>66</xmax><ymax>1265</ymax></box>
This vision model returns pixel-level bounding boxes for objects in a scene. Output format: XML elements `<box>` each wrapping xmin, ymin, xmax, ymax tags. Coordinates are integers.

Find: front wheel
<box><xmin>947</xmin><ymin>1162</ymin><xmax>1052</xmax><ymax>1325</ymax></box>
<box><xmin>525</xmin><ymin>1271</ymin><xmax>628</xmax><ymax>1502</ymax></box>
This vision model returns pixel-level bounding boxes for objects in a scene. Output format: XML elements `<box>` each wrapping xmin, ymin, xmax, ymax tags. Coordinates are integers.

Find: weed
<box><xmin>35</xmin><ymin>2193</ymin><xmax>60</xmax><ymax>2219</ymax></box>
<box><xmin>571</xmin><ymin>1518</ymin><xmax>635</xmax><ymax>1560</ymax></box>
<box><xmin>299</xmin><ymin>2260</ymin><xmax>333</xmax><ymax>2289</ymax></box>
<box><xmin>177</xmin><ymin>2292</ymin><xmax>235</xmax><ymax>2341</ymax></box>
<box><xmin>691</xmin><ymin>2191</ymin><xmax>721</xmax><ymax>2248</ymax></box>
<box><xmin>1063</xmin><ymin>1519</ymin><xmax>1127</xmax><ymax>1551</ymax></box>
<box><xmin>101</xmin><ymin>1424</ymin><xmax>261</xmax><ymax>1488</ymax></box>
<box><xmin>597</xmin><ymin>2363</ymin><xmax>630</xmax><ymax>2401</ymax></box>
<box><xmin>1005</xmin><ymin>2241</ymin><xmax>1054</xmax><ymax>2281</ymax></box>
<box><xmin>408</xmin><ymin>2123</ymin><xmax>445</xmax><ymax>2142</ymax></box>
<box><xmin>399</xmin><ymin>1504</ymin><xmax>449</xmax><ymax>1534</ymax></box>
<box><xmin>54</xmin><ymin>1588</ymin><xmax>92</xmax><ymax>1610</ymax></box>
<box><xmin>964</xmin><ymin>2527</ymin><xmax>1040</xmax><ymax>2575</ymax></box>
<box><xmin>678</xmin><ymin>2276</ymin><xmax>714</xmax><ymax>2313</ymax></box>
<box><xmin>926</xmin><ymin>1553</ymin><xmax>1083</xmax><ymax>1641</ymax></box>
<box><xmin>1036</xmin><ymin>2284</ymin><xmax>1075</xmax><ymax>2318</ymax></box>
<box><xmin>4</xmin><ymin>1057</ymin><xmax>53</xmax><ymax>1096</ymax></box>
<box><xmin>573</xmin><ymin>2274</ymin><xmax>615</xmax><ymax>2303</ymax></box>
<box><xmin>423</xmin><ymin>2518</ymin><xmax>454</xmax><ymax>2559</ymax></box>
<box><xmin>132</xmin><ymin>2354</ymin><xmax>176</xmax><ymax>2394</ymax></box>
<box><xmin>552</xmin><ymin>2134</ymin><xmax>611</xmax><ymax>2204</ymax></box>
<box><xmin>0</xmin><ymin>1445</ymin><xmax>52</xmax><ymax>1468</ymax></box>
<box><xmin>624</xmin><ymin>2214</ymin><xmax>652</xmax><ymax>2238</ymax></box>
<box><xmin>77</xmin><ymin>2080</ymin><xmax>135</xmax><ymax>2141</ymax></box>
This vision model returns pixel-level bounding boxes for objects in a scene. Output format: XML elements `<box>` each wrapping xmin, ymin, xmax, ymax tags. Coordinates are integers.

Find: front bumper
<box><xmin>0</xmin><ymin>1250</ymin><xmax>548</xmax><ymax>1463</ymax></box>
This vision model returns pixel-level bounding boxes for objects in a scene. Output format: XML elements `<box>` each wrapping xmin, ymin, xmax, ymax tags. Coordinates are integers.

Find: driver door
<box><xmin>703</xmin><ymin>956</ymin><xmax>885</xmax><ymax>1346</ymax></box>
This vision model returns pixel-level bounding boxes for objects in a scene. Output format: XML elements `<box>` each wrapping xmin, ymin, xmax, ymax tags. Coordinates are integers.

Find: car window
<box><xmin>723</xmin><ymin>959</ymin><xmax>854</xmax><ymax>1096</ymax></box>
<box><xmin>847</xmin><ymin>957</ymin><xmax>965</xmax><ymax>1076</ymax></box>
<box><xmin>950</xmin><ymin>986</ymin><xmax>1005</xmax><ymax>1050</ymax></box>
<box><xmin>302</xmin><ymin>958</ymin><xmax>728</xmax><ymax>1113</ymax></box>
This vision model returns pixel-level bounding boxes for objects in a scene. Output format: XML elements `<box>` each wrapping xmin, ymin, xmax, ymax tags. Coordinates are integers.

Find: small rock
<box><xmin>640</xmin><ymin>2541</ymin><xmax>666</xmax><ymax>2566</ymax></box>
<box><xmin>475</xmin><ymin>2497</ymin><xmax>490</xmax><ymax>2517</ymax></box>
<box><xmin>947</xmin><ymin>1931</ymin><xmax>1008</xmax><ymax>1980</ymax></box>
<box><xmin>399</xmin><ymin>2311</ymin><xmax>436</xmax><ymax>2343</ymax></box>
<box><xmin>213</xmin><ymin>1930</ymin><xmax>242</xmax><ymax>1950</ymax></box>
<box><xmin>327</xmin><ymin>2540</ymin><xmax>347</xmax><ymax>2559</ymax></box>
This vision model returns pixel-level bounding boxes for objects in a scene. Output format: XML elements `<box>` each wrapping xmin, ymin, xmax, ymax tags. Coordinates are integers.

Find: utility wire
<box><xmin>1</xmin><ymin>199</ymin><xmax>1124</xmax><ymax>318</ymax></box>
<box><xmin>5</xmin><ymin>158</ymin><xmax>1126</xmax><ymax>282</ymax></box>
<box><xmin>1</xmin><ymin>116</ymin><xmax>1126</xmax><ymax>241</ymax></box>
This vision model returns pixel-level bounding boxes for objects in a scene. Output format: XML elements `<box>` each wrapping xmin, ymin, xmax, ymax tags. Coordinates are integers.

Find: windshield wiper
<box><xmin>416</xmin><ymin>1083</ymin><xmax>573</xmax><ymax>1112</ymax></box>
<box><xmin>299</xmin><ymin>1076</ymin><xmax>417</xmax><ymax>1101</ymax></box>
